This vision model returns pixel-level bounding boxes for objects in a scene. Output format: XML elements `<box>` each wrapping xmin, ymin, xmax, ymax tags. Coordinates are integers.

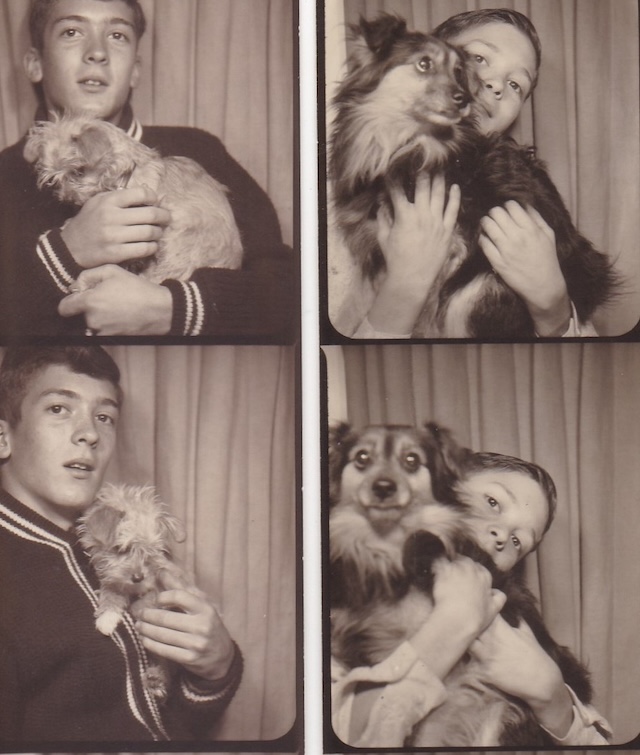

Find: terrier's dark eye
<box><xmin>404</xmin><ymin>452</ymin><xmax>421</xmax><ymax>472</ymax></box>
<box><xmin>416</xmin><ymin>56</ymin><xmax>433</xmax><ymax>73</ymax></box>
<box><xmin>353</xmin><ymin>449</ymin><xmax>371</xmax><ymax>470</ymax></box>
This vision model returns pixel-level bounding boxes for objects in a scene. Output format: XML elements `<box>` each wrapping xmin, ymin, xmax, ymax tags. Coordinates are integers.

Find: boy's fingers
<box><xmin>443</xmin><ymin>183</ymin><xmax>461</xmax><ymax>229</ymax></box>
<box><xmin>112</xmin><ymin>185</ymin><xmax>159</xmax><ymax>207</ymax></box>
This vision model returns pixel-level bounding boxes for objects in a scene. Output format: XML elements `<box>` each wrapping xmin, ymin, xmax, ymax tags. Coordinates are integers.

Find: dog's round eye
<box><xmin>353</xmin><ymin>449</ymin><xmax>370</xmax><ymax>470</ymax></box>
<box><xmin>404</xmin><ymin>452</ymin><xmax>421</xmax><ymax>472</ymax></box>
<box><xmin>416</xmin><ymin>56</ymin><xmax>433</xmax><ymax>73</ymax></box>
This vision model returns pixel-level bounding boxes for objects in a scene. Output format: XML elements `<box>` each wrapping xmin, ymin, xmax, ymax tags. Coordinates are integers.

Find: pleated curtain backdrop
<box><xmin>324</xmin><ymin>342</ymin><xmax>640</xmax><ymax>745</ymax></box>
<box><xmin>325</xmin><ymin>0</ymin><xmax>640</xmax><ymax>336</ymax></box>
<box><xmin>0</xmin><ymin>0</ymin><xmax>294</xmax><ymax>247</ymax></box>
<box><xmin>103</xmin><ymin>345</ymin><xmax>297</xmax><ymax>742</ymax></box>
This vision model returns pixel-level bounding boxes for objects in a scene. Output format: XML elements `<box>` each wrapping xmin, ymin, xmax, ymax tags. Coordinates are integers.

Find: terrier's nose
<box><xmin>131</xmin><ymin>572</ymin><xmax>145</xmax><ymax>583</ymax></box>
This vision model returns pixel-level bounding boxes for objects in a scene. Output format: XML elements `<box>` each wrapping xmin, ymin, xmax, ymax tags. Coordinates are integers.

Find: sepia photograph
<box><xmin>0</xmin><ymin>344</ymin><xmax>298</xmax><ymax>748</ymax></box>
<box><xmin>324</xmin><ymin>342</ymin><xmax>640</xmax><ymax>748</ymax></box>
<box><xmin>0</xmin><ymin>0</ymin><xmax>297</xmax><ymax>342</ymax></box>
<box><xmin>322</xmin><ymin>0</ymin><xmax>640</xmax><ymax>339</ymax></box>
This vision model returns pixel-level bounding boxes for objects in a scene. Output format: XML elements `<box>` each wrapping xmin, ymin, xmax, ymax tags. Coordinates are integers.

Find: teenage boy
<box><xmin>332</xmin><ymin>453</ymin><xmax>612</xmax><ymax>747</ymax></box>
<box><xmin>0</xmin><ymin>0</ymin><xmax>296</xmax><ymax>340</ymax></box>
<box><xmin>0</xmin><ymin>346</ymin><xmax>243</xmax><ymax>742</ymax></box>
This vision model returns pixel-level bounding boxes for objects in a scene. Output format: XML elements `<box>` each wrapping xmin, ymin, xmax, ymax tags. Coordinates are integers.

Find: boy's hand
<box><xmin>58</xmin><ymin>265</ymin><xmax>172</xmax><ymax>335</ymax></box>
<box><xmin>479</xmin><ymin>201</ymin><xmax>572</xmax><ymax>335</ymax></box>
<box><xmin>133</xmin><ymin>571</ymin><xmax>236</xmax><ymax>683</ymax></box>
<box><xmin>61</xmin><ymin>186</ymin><xmax>171</xmax><ymax>269</ymax></box>
<box><xmin>470</xmin><ymin>614</ymin><xmax>574</xmax><ymax>737</ymax></box>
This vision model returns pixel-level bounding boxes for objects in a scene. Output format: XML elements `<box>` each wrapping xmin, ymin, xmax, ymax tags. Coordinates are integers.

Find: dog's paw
<box><xmin>144</xmin><ymin>665</ymin><xmax>168</xmax><ymax>700</ymax></box>
<box><xmin>95</xmin><ymin>609</ymin><xmax>123</xmax><ymax>635</ymax></box>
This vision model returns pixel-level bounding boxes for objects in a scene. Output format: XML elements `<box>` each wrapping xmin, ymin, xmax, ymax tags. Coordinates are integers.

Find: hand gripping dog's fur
<box><xmin>330</xmin><ymin>14</ymin><xmax>617</xmax><ymax>337</ymax></box>
<box><xmin>77</xmin><ymin>483</ymin><xmax>190</xmax><ymax>700</ymax></box>
<box><xmin>24</xmin><ymin>113</ymin><xmax>243</xmax><ymax>283</ymax></box>
<box><xmin>328</xmin><ymin>421</ymin><xmax>592</xmax><ymax>747</ymax></box>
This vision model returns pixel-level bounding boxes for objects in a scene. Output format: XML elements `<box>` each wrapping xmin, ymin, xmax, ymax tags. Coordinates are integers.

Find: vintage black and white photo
<box><xmin>323</xmin><ymin>0</ymin><xmax>639</xmax><ymax>339</ymax></box>
<box><xmin>0</xmin><ymin>0</ymin><xmax>297</xmax><ymax>341</ymax></box>
<box><xmin>0</xmin><ymin>343</ymin><xmax>298</xmax><ymax>747</ymax></box>
<box><xmin>324</xmin><ymin>342</ymin><xmax>640</xmax><ymax>748</ymax></box>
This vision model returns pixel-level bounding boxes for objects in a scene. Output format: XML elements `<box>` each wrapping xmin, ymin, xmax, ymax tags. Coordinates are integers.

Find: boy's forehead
<box><xmin>45</xmin><ymin>0</ymin><xmax>137</xmax><ymax>30</ymax></box>
<box><xmin>24</xmin><ymin>363</ymin><xmax>119</xmax><ymax>406</ymax></box>
<box><xmin>450</xmin><ymin>22</ymin><xmax>537</xmax><ymax>70</ymax></box>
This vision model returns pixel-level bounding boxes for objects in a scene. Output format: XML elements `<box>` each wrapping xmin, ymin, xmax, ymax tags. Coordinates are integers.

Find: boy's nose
<box><xmin>489</xmin><ymin>525</ymin><xmax>507</xmax><ymax>550</ymax></box>
<box><xmin>84</xmin><ymin>37</ymin><xmax>109</xmax><ymax>64</ymax></box>
<box><xmin>73</xmin><ymin>418</ymin><xmax>99</xmax><ymax>446</ymax></box>
<box><xmin>484</xmin><ymin>78</ymin><xmax>503</xmax><ymax>99</ymax></box>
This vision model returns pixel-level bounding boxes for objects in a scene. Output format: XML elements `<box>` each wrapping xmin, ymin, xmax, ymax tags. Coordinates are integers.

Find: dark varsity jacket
<box><xmin>0</xmin><ymin>107</ymin><xmax>297</xmax><ymax>341</ymax></box>
<box><xmin>0</xmin><ymin>488</ymin><xmax>243</xmax><ymax>744</ymax></box>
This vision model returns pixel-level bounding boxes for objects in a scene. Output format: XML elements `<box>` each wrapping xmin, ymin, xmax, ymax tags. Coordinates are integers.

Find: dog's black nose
<box><xmin>372</xmin><ymin>478</ymin><xmax>397</xmax><ymax>501</ymax></box>
<box><xmin>131</xmin><ymin>572</ymin><xmax>145</xmax><ymax>583</ymax></box>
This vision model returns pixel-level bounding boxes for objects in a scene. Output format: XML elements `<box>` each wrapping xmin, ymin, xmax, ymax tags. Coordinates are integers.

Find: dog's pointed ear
<box><xmin>357</xmin><ymin>13</ymin><xmax>407</xmax><ymax>60</ymax></box>
<box><xmin>422</xmin><ymin>421</ymin><xmax>471</xmax><ymax>501</ymax></box>
<box><xmin>74</xmin><ymin>123</ymin><xmax>115</xmax><ymax>165</ymax></box>
<box><xmin>79</xmin><ymin>504</ymin><xmax>125</xmax><ymax>549</ymax></box>
<box><xmin>160</xmin><ymin>512</ymin><xmax>186</xmax><ymax>544</ymax></box>
<box><xmin>328</xmin><ymin>421</ymin><xmax>355</xmax><ymax>506</ymax></box>
<box><xmin>23</xmin><ymin>122</ymin><xmax>49</xmax><ymax>164</ymax></box>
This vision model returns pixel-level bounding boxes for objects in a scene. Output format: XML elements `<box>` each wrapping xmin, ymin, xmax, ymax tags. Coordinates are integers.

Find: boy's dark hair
<box><xmin>459</xmin><ymin>451</ymin><xmax>557</xmax><ymax>536</ymax></box>
<box><xmin>433</xmin><ymin>8</ymin><xmax>542</xmax><ymax>89</ymax></box>
<box><xmin>28</xmin><ymin>0</ymin><xmax>147</xmax><ymax>51</ymax></box>
<box><xmin>0</xmin><ymin>346</ymin><xmax>122</xmax><ymax>427</ymax></box>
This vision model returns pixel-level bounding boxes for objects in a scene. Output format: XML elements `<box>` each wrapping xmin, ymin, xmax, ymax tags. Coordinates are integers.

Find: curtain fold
<box><xmin>0</xmin><ymin>0</ymin><xmax>294</xmax><ymax>247</ymax></box>
<box><xmin>327</xmin><ymin>342</ymin><xmax>640</xmax><ymax>744</ymax></box>
<box><xmin>326</xmin><ymin>0</ymin><xmax>639</xmax><ymax>335</ymax></box>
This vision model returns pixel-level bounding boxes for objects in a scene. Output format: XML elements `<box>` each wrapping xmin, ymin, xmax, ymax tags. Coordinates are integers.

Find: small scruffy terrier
<box><xmin>24</xmin><ymin>113</ymin><xmax>244</xmax><ymax>283</ymax></box>
<box><xmin>77</xmin><ymin>483</ymin><xmax>189</xmax><ymax>699</ymax></box>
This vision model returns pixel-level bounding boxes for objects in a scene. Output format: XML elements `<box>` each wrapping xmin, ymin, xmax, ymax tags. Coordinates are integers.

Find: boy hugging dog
<box><xmin>0</xmin><ymin>346</ymin><xmax>242</xmax><ymax>742</ymax></box>
<box><xmin>0</xmin><ymin>0</ymin><xmax>295</xmax><ymax>339</ymax></box>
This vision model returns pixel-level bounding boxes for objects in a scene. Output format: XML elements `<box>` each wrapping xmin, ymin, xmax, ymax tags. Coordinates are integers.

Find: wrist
<box><xmin>410</xmin><ymin>606</ymin><xmax>477</xmax><ymax>680</ymax></box>
<box><xmin>529</xmin><ymin>290</ymin><xmax>572</xmax><ymax>336</ymax></box>
<box><xmin>529</xmin><ymin>680</ymin><xmax>574</xmax><ymax>739</ymax></box>
<box><xmin>367</xmin><ymin>275</ymin><xmax>429</xmax><ymax>335</ymax></box>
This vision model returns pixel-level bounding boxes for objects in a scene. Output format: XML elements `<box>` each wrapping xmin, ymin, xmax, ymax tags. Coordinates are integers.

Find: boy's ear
<box><xmin>129</xmin><ymin>55</ymin><xmax>142</xmax><ymax>90</ymax></box>
<box><xmin>0</xmin><ymin>420</ymin><xmax>12</xmax><ymax>460</ymax></box>
<box><xmin>24</xmin><ymin>48</ymin><xmax>44</xmax><ymax>84</ymax></box>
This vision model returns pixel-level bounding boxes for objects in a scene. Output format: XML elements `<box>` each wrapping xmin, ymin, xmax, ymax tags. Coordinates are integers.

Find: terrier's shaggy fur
<box><xmin>330</xmin><ymin>14</ymin><xmax>617</xmax><ymax>337</ymax></box>
<box><xmin>328</xmin><ymin>421</ymin><xmax>592</xmax><ymax>747</ymax></box>
<box><xmin>24</xmin><ymin>113</ymin><xmax>243</xmax><ymax>283</ymax></box>
<box><xmin>77</xmin><ymin>483</ymin><xmax>189</xmax><ymax>700</ymax></box>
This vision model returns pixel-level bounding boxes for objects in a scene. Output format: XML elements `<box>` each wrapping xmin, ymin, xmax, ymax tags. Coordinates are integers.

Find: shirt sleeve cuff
<box><xmin>161</xmin><ymin>279</ymin><xmax>206</xmax><ymax>336</ymax></box>
<box><xmin>180</xmin><ymin>641</ymin><xmax>244</xmax><ymax>705</ymax></box>
<box><xmin>36</xmin><ymin>227</ymin><xmax>84</xmax><ymax>294</ymax></box>
<box><xmin>540</xmin><ymin>684</ymin><xmax>613</xmax><ymax>745</ymax></box>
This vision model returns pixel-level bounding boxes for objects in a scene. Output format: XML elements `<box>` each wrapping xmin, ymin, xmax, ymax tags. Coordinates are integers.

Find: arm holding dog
<box><xmin>340</xmin><ymin>555</ymin><xmax>506</xmax><ymax>745</ymax></box>
<box><xmin>471</xmin><ymin>615</ymin><xmax>611</xmax><ymax>744</ymax></box>
<box><xmin>358</xmin><ymin>174</ymin><xmax>460</xmax><ymax>337</ymax></box>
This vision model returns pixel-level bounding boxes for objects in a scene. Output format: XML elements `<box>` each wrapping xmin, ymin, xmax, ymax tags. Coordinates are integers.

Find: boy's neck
<box><xmin>34</xmin><ymin>102</ymin><xmax>136</xmax><ymax>133</ymax></box>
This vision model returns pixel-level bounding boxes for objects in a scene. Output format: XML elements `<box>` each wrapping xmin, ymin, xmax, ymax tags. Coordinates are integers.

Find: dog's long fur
<box><xmin>330</xmin><ymin>14</ymin><xmax>617</xmax><ymax>337</ymax></box>
<box><xmin>24</xmin><ymin>113</ymin><xmax>243</xmax><ymax>283</ymax></box>
<box><xmin>77</xmin><ymin>483</ymin><xmax>189</xmax><ymax>700</ymax></box>
<box><xmin>328</xmin><ymin>421</ymin><xmax>592</xmax><ymax>747</ymax></box>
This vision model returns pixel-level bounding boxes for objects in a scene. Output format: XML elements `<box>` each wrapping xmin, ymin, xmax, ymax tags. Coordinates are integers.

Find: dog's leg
<box><xmin>95</xmin><ymin>588</ymin><xmax>129</xmax><ymax>635</ymax></box>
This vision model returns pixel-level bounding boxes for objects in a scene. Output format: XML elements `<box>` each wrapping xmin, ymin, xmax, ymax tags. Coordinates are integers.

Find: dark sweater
<box><xmin>0</xmin><ymin>488</ymin><xmax>242</xmax><ymax>744</ymax></box>
<box><xmin>0</xmin><ymin>114</ymin><xmax>297</xmax><ymax>341</ymax></box>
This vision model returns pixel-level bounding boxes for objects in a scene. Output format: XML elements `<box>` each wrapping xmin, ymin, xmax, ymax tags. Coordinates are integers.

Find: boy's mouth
<box><xmin>78</xmin><ymin>77</ymin><xmax>108</xmax><ymax>91</ymax></box>
<box><xmin>65</xmin><ymin>460</ymin><xmax>96</xmax><ymax>475</ymax></box>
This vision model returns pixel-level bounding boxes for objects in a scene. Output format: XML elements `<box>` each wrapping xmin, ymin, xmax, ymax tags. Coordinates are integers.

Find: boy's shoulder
<box><xmin>0</xmin><ymin>137</ymin><xmax>28</xmax><ymax>173</ymax></box>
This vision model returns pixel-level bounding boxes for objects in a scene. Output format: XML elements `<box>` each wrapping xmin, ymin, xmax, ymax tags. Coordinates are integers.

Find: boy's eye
<box><xmin>508</xmin><ymin>80</ymin><xmax>523</xmax><ymax>94</ymax></box>
<box><xmin>61</xmin><ymin>28</ymin><xmax>80</xmax><ymax>38</ymax></box>
<box><xmin>511</xmin><ymin>535</ymin><xmax>521</xmax><ymax>549</ymax></box>
<box><xmin>110</xmin><ymin>31</ymin><xmax>130</xmax><ymax>42</ymax></box>
<box><xmin>487</xmin><ymin>496</ymin><xmax>499</xmax><ymax>509</ymax></box>
<box><xmin>48</xmin><ymin>404</ymin><xmax>68</xmax><ymax>415</ymax></box>
<box><xmin>473</xmin><ymin>54</ymin><xmax>486</xmax><ymax>65</ymax></box>
<box><xmin>96</xmin><ymin>413</ymin><xmax>116</xmax><ymax>426</ymax></box>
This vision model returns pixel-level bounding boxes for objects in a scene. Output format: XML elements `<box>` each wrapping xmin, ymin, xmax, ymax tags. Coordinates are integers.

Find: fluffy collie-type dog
<box><xmin>328</xmin><ymin>422</ymin><xmax>592</xmax><ymax>747</ymax></box>
<box><xmin>24</xmin><ymin>113</ymin><xmax>244</xmax><ymax>284</ymax></box>
<box><xmin>329</xmin><ymin>14</ymin><xmax>616</xmax><ymax>337</ymax></box>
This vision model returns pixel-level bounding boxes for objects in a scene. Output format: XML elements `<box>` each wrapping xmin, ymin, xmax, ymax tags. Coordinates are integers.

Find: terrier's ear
<box><xmin>0</xmin><ymin>420</ymin><xmax>12</xmax><ymax>460</ymax></box>
<box><xmin>82</xmin><ymin>505</ymin><xmax>125</xmax><ymax>548</ymax></box>
<box><xmin>23</xmin><ymin>48</ymin><xmax>44</xmax><ymax>84</ymax></box>
<box><xmin>160</xmin><ymin>512</ymin><xmax>186</xmax><ymax>544</ymax></box>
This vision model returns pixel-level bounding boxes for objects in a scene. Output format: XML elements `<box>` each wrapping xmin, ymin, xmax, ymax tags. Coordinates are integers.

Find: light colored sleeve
<box><xmin>331</xmin><ymin>642</ymin><xmax>446</xmax><ymax>747</ymax></box>
<box><xmin>540</xmin><ymin>685</ymin><xmax>613</xmax><ymax>746</ymax></box>
<box><xmin>351</xmin><ymin>316</ymin><xmax>411</xmax><ymax>339</ymax></box>
<box><xmin>536</xmin><ymin>300</ymin><xmax>599</xmax><ymax>337</ymax></box>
